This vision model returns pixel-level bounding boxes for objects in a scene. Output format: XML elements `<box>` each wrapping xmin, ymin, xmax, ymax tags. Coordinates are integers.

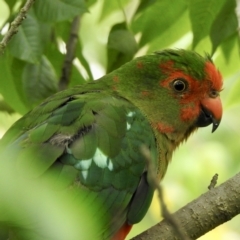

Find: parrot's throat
<box><xmin>153</xmin><ymin>124</ymin><xmax>198</xmax><ymax>178</ymax></box>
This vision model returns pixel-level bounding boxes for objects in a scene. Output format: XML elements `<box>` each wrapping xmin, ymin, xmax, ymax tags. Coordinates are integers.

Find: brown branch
<box><xmin>131</xmin><ymin>172</ymin><xmax>240</xmax><ymax>240</ymax></box>
<box><xmin>58</xmin><ymin>16</ymin><xmax>80</xmax><ymax>91</ymax></box>
<box><xmin>0</xmin><ymin>0</ymin><xmax>36</xmax><ymax>55</ymax></box>
<box><xmin>208</xmin><ymin>173</ymin><xmax>218</xmax><ymax>190</ymax></box>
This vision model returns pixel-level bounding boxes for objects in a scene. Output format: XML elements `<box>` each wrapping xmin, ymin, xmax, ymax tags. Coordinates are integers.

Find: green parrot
<box><xmin>0</xmin><ymin>49</ymin><xmax>223</xmax><ymax>239</ymax></box>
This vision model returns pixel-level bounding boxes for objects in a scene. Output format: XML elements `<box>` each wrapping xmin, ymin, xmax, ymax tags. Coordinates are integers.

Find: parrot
<box><xmin>0</xmin><ymin>49</ymin><xmax>223</xmax><ymax>240</ymax></box>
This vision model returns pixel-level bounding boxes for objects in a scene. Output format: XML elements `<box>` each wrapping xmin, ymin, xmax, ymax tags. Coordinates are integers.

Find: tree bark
<box><xmin>131</xmin><ymin>172</ymin><xmax>240</xmax><ymax>240</ymax></box>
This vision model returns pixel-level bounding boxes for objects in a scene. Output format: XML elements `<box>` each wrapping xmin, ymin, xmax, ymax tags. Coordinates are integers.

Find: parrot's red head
<box><xmin>109</xmin><ymin>49</ymin><xmax>223</xmax><ymax>146</ymax></box>
<box><xmin>158</xmin><ymin>50</ymin><xmax>223</xmax><ymax>134</ymax></box>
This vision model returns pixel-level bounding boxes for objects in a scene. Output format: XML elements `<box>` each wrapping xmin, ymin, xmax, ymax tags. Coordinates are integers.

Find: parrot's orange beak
<box><xmin>197</xmin><ymin>97</ymin><xmax>222</xmax><ymax>132</ymax></box>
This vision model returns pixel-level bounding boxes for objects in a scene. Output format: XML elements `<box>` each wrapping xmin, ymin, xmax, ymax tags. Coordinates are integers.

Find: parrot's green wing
<box><xmin>0</xmin><ymin>89</ymin><xmax>157</xmax><ymax>239</ymax></box>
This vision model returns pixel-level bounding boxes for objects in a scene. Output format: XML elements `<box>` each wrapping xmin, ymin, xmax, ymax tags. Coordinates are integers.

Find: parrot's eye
<box><xmin>172</xmin><ymin>79</ymin><xmax>187</xmax><ymax>92</ymax></box>
<box><xmin>210</xmin><ymin>90</ymin><xmax>219</xmax><ymax>98</ymax></box>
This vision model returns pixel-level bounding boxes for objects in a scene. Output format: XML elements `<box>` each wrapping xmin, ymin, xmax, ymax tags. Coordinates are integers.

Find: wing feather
<box><xmin>0</xmin><ymin>91</ymin><xmax>157</xmax><ymax>239</ymax></box>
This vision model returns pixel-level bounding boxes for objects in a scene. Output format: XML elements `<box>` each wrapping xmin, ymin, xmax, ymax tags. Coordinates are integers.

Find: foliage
<box><xmin>0</xmin><ymin>153</ymin><xmax>102</xmax><ymax>240</ymax></box>
<box><xmin>0</xmin><ymin>0</ymin><xmax>240</xmax><ymax>239</ymax></box>
<box><xmin>0</xmin><ymin>0</ymin><xmax>239</xmax><ymax>114</ymax></box>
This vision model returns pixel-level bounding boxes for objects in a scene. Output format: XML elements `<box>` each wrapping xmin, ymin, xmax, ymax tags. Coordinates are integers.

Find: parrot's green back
<box><xmin>0</xmin><ymin>49</ymin><xmax>223</xmax><ymax>239</ymax></box>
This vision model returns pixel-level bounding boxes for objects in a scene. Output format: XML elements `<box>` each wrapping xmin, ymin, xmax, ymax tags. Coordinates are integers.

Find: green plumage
<box><xmin>1</xmin><ymin>89</ymin><xmax>157</xmax><ymax>238</ymax></box>
<box><xmin>0</xmin><ymin>49</ymin><xmax>221</xmax><ymax>239</ymax></box>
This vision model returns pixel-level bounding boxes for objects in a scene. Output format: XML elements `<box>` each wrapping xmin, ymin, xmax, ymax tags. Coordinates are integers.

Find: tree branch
<box><xmin>131</xmin><ymin>172</ymin><xmax>240</xmax><ymax>239</ymax></box>
<box><xmin>0</xmin><ymin>0</ymin><xmax>36</xmax><ymax>55</ymax></box>
<box><xmin>58</xmin><ymin>16</ymin><xmax>80</xmax><ymax>91</ymax></box>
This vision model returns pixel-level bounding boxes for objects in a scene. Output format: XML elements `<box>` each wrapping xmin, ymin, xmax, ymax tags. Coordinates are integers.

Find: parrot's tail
<box><xmin>112</xmin><ymin>223</ymin><xmax>132</xmax><ymax>240</ymax></box>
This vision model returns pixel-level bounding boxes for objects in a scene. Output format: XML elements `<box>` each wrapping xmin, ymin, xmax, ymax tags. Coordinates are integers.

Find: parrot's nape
<box><xmin>0</xmin><ymin>49</ymin><xmax>223</xmax><ymax>240</ymax></box>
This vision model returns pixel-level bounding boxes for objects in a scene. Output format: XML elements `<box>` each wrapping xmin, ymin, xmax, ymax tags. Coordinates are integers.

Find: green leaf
<box><xmin>148</xmin><ymin>10</ymin><xmax>189</xmax><ymax>52</ymax></box>
<box><xmin>86</xmin><ymin>0</ymin><xmax>98</xmax><ymax>8</ymax></box>
<box><xmin>3</xmin><ymin>0</ymin><xmax>19</xmax><ymax>11</ymax></box>
<box><xmin>22</xmin><ymin>56</ymin><xmax>58</xmax><ymax>107</ymax></box>
<box><xmin>224</xmin><ymin>72</ymin><xmax>240</xmax><ymax>108</ymax></box>
<box><xmin>75</xmin><ymin>41</ymin><xmax>94</xmax><ymax>81</ymax></box>
<box><xmin>10</xmin><ymin>58</ymin><xmax>30</xmax><ymax>108</ymax></box>
<box><xmin>43</xmin><ymin>41</ymin><xmax>64</xmax><ymax>81</ymax></box>
<box><xmin>43</xmin><ymin>42</ymin><xmax>64</xmax><ymax>80</ymax></box>
<box><xmin>99</xmin><ymin>0</ymin><xmax>129</xmax><ymax>22</ymax></box>
<box><xmin>132</xmin><ymin>1</ymin><xmax>187</xmax><ymax>47</ymax></box>
<box><xmin>0</xmin><ymin>51</ymin><xmax>28</xmax><ymax>114</ymax></box>
<box><xmin>107</xmin><ymin>22</ymin><xmax>138</xmax><ymax>73</ymax></box>
<box><xmin>55</xmin><ymin>20</ymin><xmax>72</xmax><ymax>42</ymax></box>
<box><xmin>39</xmin><ymin>21</ymin><xmax>52</xmax><ymax>49</ymax></box>
<box><xmin>189</xmin><ymin>0</ymin><xmax>225</xmax><ymax>49</ymax></box>
<box><xmin>0</xmin><ymin>158</ymin><xmax>103</xmax><ymax>240</ymax></box>
<box><xmin>69</xmin><ymin>64</ymin><xmax>87</xmax><ymax>87</ymax></box>
<box><xmin>34</xmin><ymin>0</ymin><xmax>87</xmax><ymax>22</ymax></box>
<box><xmin>134</xmin><ymin>0</ymin><xmax>157</xmax><ymax>15</ymax></box>
<box><xmin>215</xmin><ymin>36</ymin><xmax>240</xmax><ymax>78</ymax></box>
<box><xmin>221</xmin><ymin>33</ymin><xmax>238</xmax><ymax>63</ymax></box>
<box><xmin>210</xmin><ymin>0</ymin><xmax>238</xmax><ymax>54</ymax></box>
<box><xmin>8</xmin><ymin>11</ymin><xmax>43</xmax><ymax>63</ymax></box>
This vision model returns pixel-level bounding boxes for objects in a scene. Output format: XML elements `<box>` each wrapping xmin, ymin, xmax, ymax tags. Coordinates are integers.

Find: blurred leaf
<box><xmin>69</xmin><ymin>64</ymin><xmax>87</xmax><ymax>87</ymax></box>
<box><xmin>0</xmin><ymin>156</ymin><xmax>104</xmax><ymax>240</ymax></box>
<box><xmin>221</xmin><ymin>33</ymin><xmax>238</xmax><ymax>63</ymax></box>
<box><xmin>224</xmin><ymin>72</ymin><xmax>240</xmax><ymax>108</ymax></box>
<box><xmin>34</xmin><ymin>0</ymin><xmax>87</xmax><ymax>22</ymax></box>
<box><xmin>0</xmin><ymin>51</ymin><xmax>28</xmax><ymax>114</ymax></box>
<box><xmin>22</xmin><ymin>56</ymin><xmax>58</xmax><ymax>107</ymax></box>
<box><xmin>39</xmin><ymin>21</ymin><xmax>52</xmax><ymax>48</ymax></box>
<box><xmin>107</xmin><ymin>22</ymin><xmax>138</xmax><ymax>73</ymax></box>
<box><xmin>189</xmin><ymin>0</ymin><xmax>225</xmax><ymax>49</ymax></box>
<box><xmin>134</xmin><ymin>0</ymin><xmax>157</xmax><ymax>15</ymax></box>
<box><xmin>55</xmin><ymin>20</ymin><xmax>72</xmax><ymax>42</ymax></box>
<box><xmin>43</xmin><ymin>41</ymin><xmax>64</xmax><ymax>80</ymax></box>
<box><xmin>43</xmin><ymin>21</ymin><xmax>69</xmax><ymax>80</ymax></box>
<box><xmin>3</xmin><ymin>0</ymin><xmax>18</xmax><ymax>11</ymax></box>
<box><xmin>215</xmin><ymin>36</ymin><xmax>240</xmax><ymax>77</ymax></box>
<box><xmin>132</xmin><ymin>0</ymin><xmax>187</xmax><ymax>47</ymax></box>
<box><xmin>8</xmin><ymin>11</ymin><xmax>43</xmax><ymax>63</ymax></box>
<box><xmin>10</xmin><ymin>58</ymin><xmax>29</xmax><ymax>108</ymax></box>
<box><xmin>0</xmin><ymin>100</ymin><xmax>14</xmax><ymax>114</ymax></box>
<box><xmin>210</xmin><ymin>0</ymin><xmax>238</xmax><ymax>54</ymax></box>
<box><xmin>86</xmin><ymin>0</ymin><xmax>98</xmax><ymax>8</ymax></box>
<box><xmin>99</xmin><ymin>0</ymin><xmax>129</xmax><ymax>22</ymax></box>
<box><xmin>75</xmin><ymin>41</ymin><xmax>94</xmax><ymax>80</ymax></box>
<box><xmin>148</xmin><ymin>10</ymin><xmax>189</xmax><ymax>52</ymax></box>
